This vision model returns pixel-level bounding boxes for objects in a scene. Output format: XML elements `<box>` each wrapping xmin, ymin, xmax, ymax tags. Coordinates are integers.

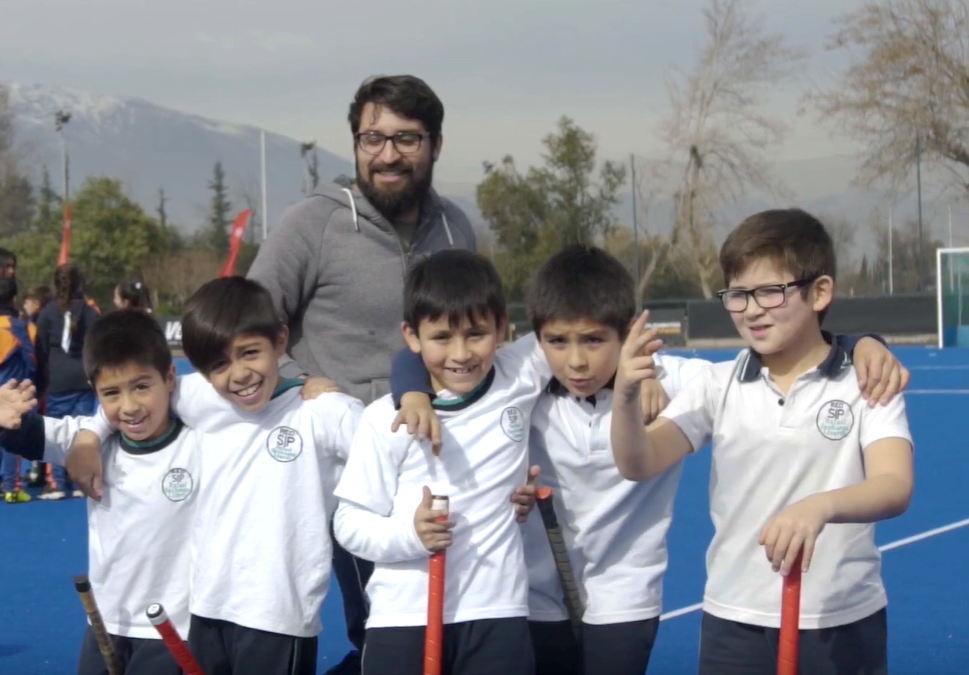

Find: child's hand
<box><xmin>853</xmin><ymin>338</ymin><xmax>910</xmax><ymax>406</ymax></box>
<box><xmin>392</xmin><ymin>393</ymin><xmax>442</xmax><ymax>455</ymax></box>
<box><xmin>511</xmin><ymin>465</ymin><xmax>541</xmax><ymax>522</ymax></box>
<box><xmin>615</xmin><ymin>310</ymin><xmax>663</xmax><ymax>404</ymax></box>
<box><xmin>759</xmin><ymin>494</ymin><xmax>833</xmax><ymax>575</ymax></box>
<box><xmin>0</xmin><ymin>379</ymin><xmax>37</xmax><ymax>429</ymax></box>
<box><xmin>66</xmin><ymin>431</ymin><xmax>105</xmax><ymax>502</ymax></box>
<box><xmin>639</xmin><ymin>379</ymin><xmax>669</xmax><ymax>424</ymax></box>
<box><xmin>301</xmin><ymin>377</ymin><xmax>341</xmax><ymax>400</ymax></box>
<box><xmin>414</xmin><ymin>486</ymin><xmax>454</xmax><ymax>553</ymax></box>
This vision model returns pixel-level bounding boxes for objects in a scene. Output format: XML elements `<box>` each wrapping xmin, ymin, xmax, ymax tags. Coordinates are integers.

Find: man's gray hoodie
<box><xmin>247</xmin><ymin>176</ymin><xmax>476</xmax><ymax>404</ymax></box>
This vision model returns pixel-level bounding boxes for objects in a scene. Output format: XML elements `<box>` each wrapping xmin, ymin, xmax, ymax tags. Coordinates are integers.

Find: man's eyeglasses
<box><xmin>715</xmin><ymin>276</ymin><xmax>819</xmax><ymax>313</ymax></box>
<box><xmin>355</xmin><ymin>132</ymin><xmax>427</xmax><ymax>156</ymax></box>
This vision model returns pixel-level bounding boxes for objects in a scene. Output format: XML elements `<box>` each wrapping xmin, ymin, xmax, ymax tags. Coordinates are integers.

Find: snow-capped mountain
<box><xmin>7</xmin><ymin>81</ymin><xmax>355</xmax><ymax>232</ymax></box>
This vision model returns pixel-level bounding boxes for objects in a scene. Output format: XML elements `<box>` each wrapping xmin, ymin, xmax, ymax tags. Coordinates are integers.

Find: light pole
<box><xmin>916</xmin><ymin>130</ymin><xmax>924</xmax><ymax>291</ymax></box>
<box><xmin>55</xmin><ymin>110</ymin><xmax>71</xmax><ymax>202</ymax></box>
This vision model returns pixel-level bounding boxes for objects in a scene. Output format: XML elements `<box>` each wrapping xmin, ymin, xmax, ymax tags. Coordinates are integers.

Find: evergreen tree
<box><xmin>157</xmin><ymin>187</ymin><xmax>168</xmax><ymax>230</ymax></box>
<box><xmin>208</xmin><ymin>162</ymin><xmax>231</xmax><ymax>255</ymax></box>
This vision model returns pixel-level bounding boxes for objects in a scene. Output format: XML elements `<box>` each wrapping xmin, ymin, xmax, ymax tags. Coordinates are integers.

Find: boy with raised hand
<box><xmin>0</xmin><ymin>309</ymin><xmax>199</xmax><ymax>675</ymax></box>
<box><xmin>520</xmin><ymin>245</ymin><xmax>713</xmax><ymax>675</ymax></box>
<box><xmin>333</xmin><ymin>249</ymin><xmax>551</xmax><ymax>675</ymax></box>
<box><xmin>611</xmin><ymin>209</ymin><xmax>914</xmax><ymax>675</ymax></box>
<box><xmin>70</xmin><ymin>277</ymin><xmax>364</xmax><ymax>675</ymax></box>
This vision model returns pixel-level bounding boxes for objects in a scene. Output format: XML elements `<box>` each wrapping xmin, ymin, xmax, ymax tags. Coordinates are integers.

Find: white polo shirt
<box><xmin>659</xmin><ymin>340</ymin><xmax>913</xmax><ymax>629</ymax></box>
<box><xmin>40</xmin><ymin>416</ymin><xmax>202</xmax><ymax>639</ymax></box>
<box><xmin>524</xmin><ymin>353</ymin><xmax>712</xmax><ymax>625</ymax></box>
<box><xmin>333</xmin><ymin>335</ymin><xmax>550</xmax><ymax>628</ymax></box>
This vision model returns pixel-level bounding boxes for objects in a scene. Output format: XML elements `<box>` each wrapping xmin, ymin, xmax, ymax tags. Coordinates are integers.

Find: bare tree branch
<box><xmin>653</xmin><ymin>0</ymin><xmax>805</xmax><ymax>296</ymax></box>
<box><xmin>807</xmin><ymin>0</ymin><xmax>969</xmax><ymax>195</ymax></box>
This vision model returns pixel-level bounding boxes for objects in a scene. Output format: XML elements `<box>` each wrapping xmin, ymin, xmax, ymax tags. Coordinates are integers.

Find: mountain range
<box><xmin>6</xmin><ymin>81</ymin><xmax>968</xmax><ymax>260</ymax></box>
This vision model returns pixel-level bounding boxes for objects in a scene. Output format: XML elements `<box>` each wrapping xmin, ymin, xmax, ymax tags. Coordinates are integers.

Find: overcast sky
<box><xmin>1</xmin><ymin>0</ymin><xmax>868</xmax><ymax>183</ymax></box>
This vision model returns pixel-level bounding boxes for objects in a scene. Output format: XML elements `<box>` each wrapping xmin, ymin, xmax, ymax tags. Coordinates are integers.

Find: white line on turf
<box><xmin>658</xmin><ymin>516</ymin><xmax>969</xmax><ymax>622</ymax></box>
<box><xmin>905</xmin><ymin>390</ymin><xmax>969</xmax><ymax>395</ymax></box>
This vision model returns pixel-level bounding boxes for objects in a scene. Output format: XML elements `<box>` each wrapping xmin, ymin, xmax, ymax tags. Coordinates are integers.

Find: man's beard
<box><xmin>356</xmin><ymin>160</ymin><xmax>434</xmax><ymax>221</ymax></box>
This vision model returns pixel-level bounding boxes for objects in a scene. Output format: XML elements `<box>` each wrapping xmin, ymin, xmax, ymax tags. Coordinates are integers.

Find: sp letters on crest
<box><xmin>816</xmin><ymin>400</ymin><xmax>854</xmax><ymax>440</ymax></box>
<box><xmin>162</xmin><ymin>468</ymin><xmax>194</xmax><ymax>502</ymax></box>
<box><xmin>267</xmin><ymin>426</ymin><xmax>304</xmax><ymax>462</ymax></box>
<box><xmin>500</xmin><ymin>407</ymin><xmax>526</xmax><ymax>442</ymax></box>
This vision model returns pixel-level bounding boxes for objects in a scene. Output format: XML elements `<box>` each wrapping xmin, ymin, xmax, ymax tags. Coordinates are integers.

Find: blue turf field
<box><xmin>2</xmin><ymin>346</ymin><xmax>968</xmax><ymax>674</ymax></box>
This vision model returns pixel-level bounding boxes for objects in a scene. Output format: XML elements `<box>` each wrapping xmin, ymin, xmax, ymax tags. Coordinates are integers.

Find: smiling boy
<box><xmin>333</xmin><ymin>249</ymin><xmax>549</xmax><ymax>675</ymax></box>
<box><xmin>0</xmin><ymin>310</ymin><xmax>200</xmax><ymax>675</ymax></box>
<box><xmin>611</xmin><ymin>209</ymin><xmax>914</xmax><ymax>675</ymax></box>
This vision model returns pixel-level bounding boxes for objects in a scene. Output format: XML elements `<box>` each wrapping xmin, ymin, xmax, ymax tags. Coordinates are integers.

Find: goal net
<box><xmin>936</xmin><ymin>247</ymin><xmax>969</xmax><ymax>348</ymax></box>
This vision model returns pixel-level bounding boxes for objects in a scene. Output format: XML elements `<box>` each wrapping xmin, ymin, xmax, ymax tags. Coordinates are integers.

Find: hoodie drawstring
<box><xmin>442</xmin><ymin>213</ymin><xmax>454</xmax><ymax>247</ymax></box>
<box><xmin>342</xmin><ymin>188</ymin><xmax>360</xmax><ymax>232</ymax></box>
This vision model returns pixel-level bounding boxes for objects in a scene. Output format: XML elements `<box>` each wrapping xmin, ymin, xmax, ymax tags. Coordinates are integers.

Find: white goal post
<box><xmin>936</xmin><ymin>247</ymin><xmax>969</xmax><ymax>348</ymax></box>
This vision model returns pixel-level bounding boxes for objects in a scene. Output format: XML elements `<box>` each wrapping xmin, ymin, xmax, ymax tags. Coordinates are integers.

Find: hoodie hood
<box><xmin>311</xmin><ymin>175</ymin><xmax>454</xmax><ymax>245</ymax></box>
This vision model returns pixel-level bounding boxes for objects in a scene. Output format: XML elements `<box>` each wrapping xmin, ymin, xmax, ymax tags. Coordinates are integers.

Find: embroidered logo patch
<box><xmin>162</xmin><ymin>468</ymin><xmax>194</xmax><ymax>502</ymax></box>
<box><xmin>267</xmin><ymin>426</ymin><xmax>303</xmax><ymax>462</ymax></box>
<box><xmin>816</xmin><ymin>400</ymin><xmax>854</xmax><ymax>440</ymax></box>
<box><xmin>500</xmin><ymin>407</ymin><xmax>526</xmax><ymax>442</ymax></box>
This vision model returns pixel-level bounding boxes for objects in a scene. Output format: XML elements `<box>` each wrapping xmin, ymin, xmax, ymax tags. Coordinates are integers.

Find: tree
<box><xmin>808</xmin><ymin>0</ymin><xmax>969</xmax><ymax>194</ymax></box>
<box><xmin>0</xmin><ymin>84</ymin><xmax>34</xmax><ymax>238</ymax></box>
<box><xmin>648</xmin><ymin>0</ymin><xmax>805</xmax><ymax>297</ymax></box>
<box><xmin>477</xmin><ymin>116</ymin><xmax>626</xmax><ymax>300</ymax></box>
<box><xmin>70</xmin><ymin>178</ymin><xmax>175</xmax><ymax>300</ymax></box>
<box><xmin>208</xmin><ymin>162</ymin><xmax>231</xmax><ymax>254</ymax></box>
<box><xmin>157</xmin><ymin>187</ymin><xmax>169</xmax><ymax>230</ymax></box>
<box><xmin>32</xmin><ymin>166</ymin><xmax>61</xmax><ymax>236</ymax></box>
<box><xmin>0</xmin><ymin>174</ymin><xmax>33</xmax><ymax>237</ymax></box>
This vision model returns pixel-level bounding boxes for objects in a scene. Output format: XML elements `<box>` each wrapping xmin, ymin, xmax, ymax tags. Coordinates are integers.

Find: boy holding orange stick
<box><xmin>611</xmin><ymin>209</ymin><xmax>914</xmax><ymax>675</ymax></box>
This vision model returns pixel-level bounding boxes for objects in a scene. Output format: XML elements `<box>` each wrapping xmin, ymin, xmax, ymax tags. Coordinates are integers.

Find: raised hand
<box><xmin>615</xmin><ymin>310</ymin><xmax>663</xmax><ymax>404</ymax></box>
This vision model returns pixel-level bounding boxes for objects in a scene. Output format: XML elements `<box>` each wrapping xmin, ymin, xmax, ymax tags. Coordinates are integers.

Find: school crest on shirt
<box><xmin>500</xmin><ymin>407</ymin><xmax>526</xmax><ymax>442</ymax></box>
<box><xmin>162</xmin><ymin>468</ymin><xmax>194</xmax><ymax>502</ymax></box>
<box><xmin>267</xmin><ymin>426</ymin><xmax>303</xmax><ymax>462</ymax></box>
<box><xmin>816</xmin><ymin>400</ymin><xmax>854</xmax><ymax>440</ymax></box>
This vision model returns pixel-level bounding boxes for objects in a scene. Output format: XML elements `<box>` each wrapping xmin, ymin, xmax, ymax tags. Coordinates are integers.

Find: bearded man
<box><xmin>246</xmin><ymin>74</ymin><xmax>476</xmax><ymax>675</ymax></box>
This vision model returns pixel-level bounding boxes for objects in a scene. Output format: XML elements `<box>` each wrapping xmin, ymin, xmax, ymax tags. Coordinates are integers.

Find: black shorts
<box><xmin>698</xmin><ymin>608</ymin><xmax>888</xmax><ymax>675</ymax></box>
<box><xmin>363</xmin><ymin>617</ymin><xmax>534</xmax><ymax>675</ymax></box>
<box><xmin>77</xmin><ymin>627</ymin><xmax>180</xmax><ymax>675</ymax></box>
<box><xmin>187</xmin><ymin>614</ymin><xmax>318</xmax><ymax>675</ymax></box>
<box><xmin>529</xmin><ymin>617</ymin><xmax>660</xmax><ymax>675</ymax></box>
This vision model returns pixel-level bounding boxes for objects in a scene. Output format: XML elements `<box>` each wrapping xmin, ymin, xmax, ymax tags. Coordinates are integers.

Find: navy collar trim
<box><xmin>737</xmin><ymin>331</ymin><xmax>850</xmax><ymax>383</ymax></box>
<box><xmin>545</xmin><ymin>375</ymin><xmax>615</xmax><ymax>407</ymax></box>
<box><xmin>120</xmin><ymin>418</ymin><xmax>185</xmax><ymax>455</ymax></box>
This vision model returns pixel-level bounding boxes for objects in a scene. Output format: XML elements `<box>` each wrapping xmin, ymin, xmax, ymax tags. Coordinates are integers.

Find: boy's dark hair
<box><xmin>348</xmin><ymin>75</ymin><xmax>445</xmax><ymax>142</ymax></box>
<box><xmin>0</xmin><ymin>248</ymin><xmax>16</xmax><ymax>265</ymax></box>
<box><xmin>181</xmin><ymin>277</ymin><xmax>283</xmax><ymax>374</ymax></box>
<box><xmin>0</xmin><ymin>278</ymin><xmax>18</xmax><ymax>307</ymax></box>
<box><xmin>528</xmin><ymin>245</ymin><xmax>637</xmax><ymax>338</ymax></box>
<box><xmin>404</xmin><ymin>250</ymin><xmax>506</xmax><ymax>332</ymax></box>
<box><xmin>719</xmin><ymin>208</ymin><xmax>836</xmax><ymax>321</ymax></box>
<box><xmin>83</xmin><ymin>310</ymin><xmax>172</xmax><ymax>385</ymax></box>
